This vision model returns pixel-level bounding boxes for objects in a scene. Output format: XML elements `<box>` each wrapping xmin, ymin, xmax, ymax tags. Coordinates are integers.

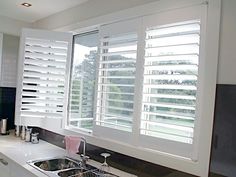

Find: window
<box><xmin>68</xmin><ymin>6</ymin><xmax>206</xmax><ymax>158</ymax></box>
<box><xmin>68</xmin><ymin>31</ymin><xmax>99</xmax><ymax>131</ymax></box>
<box><xmin>15</xmin><ymin>1</ymin><xmax>220</xmax><ymax>176</ymax></box>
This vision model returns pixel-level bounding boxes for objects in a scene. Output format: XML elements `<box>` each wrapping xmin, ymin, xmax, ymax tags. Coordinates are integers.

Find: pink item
<box><xmin>65</xmin><ymin>136</ymin><xmax>81</xmax><ymax>155</ymax></box>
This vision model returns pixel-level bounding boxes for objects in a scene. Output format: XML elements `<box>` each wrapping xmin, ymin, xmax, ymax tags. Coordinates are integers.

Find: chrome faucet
<box><xmin>79</xmin><ymin>137</ymin><xmax>89</xmax><ymax>168</ymax></box>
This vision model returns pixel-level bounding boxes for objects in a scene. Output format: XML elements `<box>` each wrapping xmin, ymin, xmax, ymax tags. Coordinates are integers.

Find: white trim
<box><xmin>59</xmin><ymin>0</ymin><xmax>220</xmax><ymax>176</ymax></box>
<box><xmin>0</xmin><ymin>33</ymin><xmax>3</xmax><ymax>84</ymax></box>
<box><xmin>55</xmin><ymin>0</ymin><xmax>207</xmax><ymax>33</ymax></box>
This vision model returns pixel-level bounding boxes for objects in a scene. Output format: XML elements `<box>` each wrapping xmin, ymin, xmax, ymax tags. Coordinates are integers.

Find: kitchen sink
<box><xmin>33</xmin><ymin>157</ymin><xmax>80</xmax><ymax>171</ymax></box>
<box><xmin>27</xmin><ymin>156</ymin><xmax>119</xmax><ymax>177</ymax></box>
<box><xmin>58</xmin><ymin>168</ymin><xmax>119</xmax><ymax>177</ymax></box>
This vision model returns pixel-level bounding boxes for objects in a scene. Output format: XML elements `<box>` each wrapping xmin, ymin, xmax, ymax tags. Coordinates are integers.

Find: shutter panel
<box><xmin>94</xmin><ymin>19</ymin><xmax>140</xmax><ymax>143</ymax></box>
<box><xmin>96</xmin><ymin>32</ymin><xmax>137</xmax><ymax>132</ymax></box>
<box><xmin>15</xmin><ymin>28</ymin><xmax>72</xmax><ymax>128</ymax></box>
<box><xmin>141</xmin><ymin>20</ymin><xmax>200</xmax><ymax>144</ymax></box>
<box><xmin>139</xmin><ymin>19</ymin><xmax>201</xmax><ymax>158</ymax></box>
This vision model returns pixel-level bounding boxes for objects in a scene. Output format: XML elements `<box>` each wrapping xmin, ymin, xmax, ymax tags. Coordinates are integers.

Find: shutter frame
<box><xmin>15</xmin><ymin>28</ymin><xmax>73</xmax><ymax>129</ymax></box>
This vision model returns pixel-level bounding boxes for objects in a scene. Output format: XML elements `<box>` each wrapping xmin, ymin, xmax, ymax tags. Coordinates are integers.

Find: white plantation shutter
<box><xmin>15</xmin><ymin>28</ymin><xmax>72</xmax><ymax>128</ymax></box>
<box><xmin>138</xmin><ymin>6</ymin><xmax>205</xmax><ymax>159</ymax></box>
<box><xmin>141</xmin><ymin>20</ymin><xmax>200</xmax><ymax>144</ymax></box>
<box><xmin>94</xmin><ymin>19</ymin><xmax>140</xmax><ymax>142</ymax></box>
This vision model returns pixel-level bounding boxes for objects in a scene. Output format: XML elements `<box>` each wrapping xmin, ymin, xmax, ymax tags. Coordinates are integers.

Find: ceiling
<box><xmin>0</xmin><ymin>0</ymin><xmax>88</xmax><ymax>23</ymax></box>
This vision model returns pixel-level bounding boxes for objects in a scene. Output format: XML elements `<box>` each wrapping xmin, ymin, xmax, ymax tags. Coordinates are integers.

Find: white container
<box><xmin>21</xmin><ymin>126</ymin><xmax>26</xmax><ymax>140</ymax></box>
<box><xmin>31</xmin><ymin>133</ymin><xmax>39</xmax><ymax>144</ymax></box>
<box><xmin>25</xmin><ymin>128</ymin><xmax>32</xmax><ymax>142</ymax></box>
<box><xmin>0</xmin><ymin>119</ymin><xmax>8</xmax><ymax>135</ymax></box>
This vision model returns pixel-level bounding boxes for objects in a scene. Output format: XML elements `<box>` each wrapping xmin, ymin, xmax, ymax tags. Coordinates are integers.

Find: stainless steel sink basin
<box><xmin>58</xmin><ymin>168</ymin><xmax>119</xmax><ymax>177</ymax></box>
<box><xmin>33</xmin><ymin>157</ymin><xmax>80</xmax><ymax>171</ymax></box>
<box><xmin>27</xmin><ymin>156</ymin><xmax>119</xmax><ymax>177</ymax></box>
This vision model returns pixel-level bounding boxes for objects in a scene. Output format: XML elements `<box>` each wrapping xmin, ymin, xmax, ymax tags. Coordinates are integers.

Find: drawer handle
<box><xmin>0</xmin><ymin>158</ymin><xmax>8</xmax><ymax>166</ymax></box>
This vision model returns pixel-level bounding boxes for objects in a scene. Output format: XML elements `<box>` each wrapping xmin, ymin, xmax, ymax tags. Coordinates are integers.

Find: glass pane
<box><xmin>68</xmin><ymin>31</ymin><xmax>99</xmax><ymax>131</ymax></box>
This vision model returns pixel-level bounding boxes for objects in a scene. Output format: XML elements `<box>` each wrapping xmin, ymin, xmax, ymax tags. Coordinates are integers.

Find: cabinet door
<box><xmin>10</xmin><ymin>162</ymin><xmax>36</xmax><ymax>177</ymax></box>
<box><xmin>0</xmin><ymin>153</ymin><xmax>10</xmax><ymax>177</ymax></box>
<box><xmin>0</xmin><ymin>34</ymin><xmax>19</xmax><ymax>87</ymax></box>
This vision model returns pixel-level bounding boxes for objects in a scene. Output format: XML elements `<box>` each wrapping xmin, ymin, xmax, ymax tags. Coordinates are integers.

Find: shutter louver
<box><xmin>96</xmin><ymin>33</ymin><xmax>137</xmax><ymax>132</ymax></box>
<box><xmin>141</xmin><ymin>21</ymin><xmax>200</xmax><ymax>144</ymax></box>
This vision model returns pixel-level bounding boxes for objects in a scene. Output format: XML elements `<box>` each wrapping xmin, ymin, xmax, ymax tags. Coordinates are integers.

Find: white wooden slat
<box><xmin>23</xmin><ymin>72</ymin><xmax>65</xmax><ymax>80</ymax></box>
<box><xmin>97</xmin><ymin>98</ymin><xmax>134</xmax><ymax>104</ymax></box>
<box><xmin>143</xmin><ymin>93</ymin><xmax>196</xmax><ymax>100</ymax></box>
<box><xmin>144</xmin><ymin>74</ymin><xmax>197</xmax><ymax>80</ymax></box>
<box><xmin>144</xmin><ymin>64</ymin><xmax>198</xmax><ymax>71</ymax></box>
<box><xmin>25</xmin><ymin>52</ymin><xmax>66</xmax><ymax>61</ymax></box>
<box><xmin>22</xmin><ymin>91</ymin><xmax>64</xmax><ymax>99</ymax></box>
<box><xmin>141</xmin><ymin>120</ymin><xmax>193</xmax><ymax>133</ymax></box>
<box><xmin>20</xmin><ymin>110</ymin><xmax>62</xmax><ymax>118</ymax></box>
<box><xmin>22</xmin><ymin>85</ymin><xmax>64</xmax><ymax>93</ymax></box>
<box><xmin>145</xmin><ymin>54</ymin><xmax>198</xmax><ymax>63</ymax></box>
<box><xmin>25</xmin><ymin>46</ymin><xmax>67</xmax><ymax>55</ymax></box>
<box><xmin>146</xmin><ymin>31</ymin><xmax>200</xmax><ymax>40</ymax></box>
<box><xmin>24</xmin><ymin>65</ymin><xmax>65</xmax><ymax>74</ymax></box>
<box><xmin>21</xmin><ymin>104</ymin><xmax>63</xmax><ymax>112</ymax></box>
<box><xmin>100</xmin><ymin>50</ymin><xmax>137</xmax><ymax>57</ymax></box>
<box><xmin>142</xmin><ymin>111</ymin><xmax>195</xmax><ymax>120</ymax></box>
<box><xmin>141</xmin><ymin>117</ymin><xmax>194</xmax><ymax>128</ymax></box>
<box><xmin>147</xmin><ymin>21</ymin><xmax>200</xmax><ymax>32</ymax></box>
<box><xmin>100</xmin><ymin>59</ymin><xmax>136</xmax><ymax>64</ymax></box>
<box><xmin>143</xmin><ymin>102</ymin><xmax>195</xmax><ymax>110</ymax></box>
<box><xmin>22</xmin><ymin>98</ymin><xmax>63</xmax><ymax>105</ymax></box>
<box><xmin>146</xmin><ymin>43</ymin><xmax>199</xmax><ymax>50</ymax></box>
<box><xmin>98</xmin><ymin>76</ymin><xmax>135</xmax><ymax>79</ymax></box>
<box><xmin>98</xmin><ymin>83</ymin><xmax>135</xmax><ymax>87</ymax></box>
<box><xmin>23</xmin><ymin>78</ymin><xmax>64</xmax><ymax>86</ymax></box>
<box><xmin>96</xmin><ymin>113</ymin><xmax>132</xmax><ymax>122</ymax></box>
<box><xmin>143</xmin><ymin>84</ymin><xmax>197</xmax><ymax>90</ymax></box>
<box><xmin>100</xmin><ymin>34</ymin><xmax>137</xmax><ymax>43</ymax></box>
<box><xmin>97</xmin><ymin>91</ymin><xmax>134</xmax><ymax>96</ymax></box>
<box><xmin>140</xmin><ymin>128</ymin><xmax>193</xmax><ymax>140</ymax></box>
<box><xmin>100</xmin><ymin>41</ymin><xmax>137</xmax><ymax>49</ymax></box>
<box><xmin>96</xmin><ymin>120</ymin><xmax>131</xmax><ymax>128</ymax></box>
<box><xmin>24</xmin><ymin>58</ymin><xmax>66</xmax><ymax>68</ymax></box>
<box><xmin>140</xmin><ymin>129</ymin><xmax>192</xmax><ymax>144</ymax></box>
<box><xmin>99</xmin><ymin>67</ymin><xmax>136</xmax><ymax>72</ymax></box>
<box><xmin>97</xmin><ymin>105</ymin><xmax>133</xmax><ymax>112</ymax></box>
<box><xmin>25</xmin><ymin>38</ymin><xmax>68</xmax><ymax>48</ymax></box>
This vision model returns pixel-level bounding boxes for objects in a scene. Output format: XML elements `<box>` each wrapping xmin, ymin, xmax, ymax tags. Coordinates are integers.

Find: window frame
<box><xmin>67</xmin><ymin>30</ymin><xmax>99</xmax><ymax>133</ymax></box>
<box><xmin>62</xmin><ymin>0</ymin><xmax>221</xmax><ymax>176</ymax></box>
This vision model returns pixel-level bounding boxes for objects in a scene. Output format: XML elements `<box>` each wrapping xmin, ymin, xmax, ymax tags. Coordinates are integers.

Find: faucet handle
<box><xmin>80</xmin><ymin>154</ymin><xmax>90</xmax><ymax>161</ymax></box>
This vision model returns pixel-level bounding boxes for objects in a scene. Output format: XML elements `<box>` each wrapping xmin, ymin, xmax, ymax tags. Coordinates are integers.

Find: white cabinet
<box><xmin>0</xmin><ymin>33</ymin><xmax>19</xmax><ymax>88</ymax></box>
<box><xmin>0</xmin><ymin>152</ymin><xmax>36</xmax><ymax>177</ymax></box>
<box><xmin>0</xmin><ymin>153</ymin><xmax>10</xmax><ymax>177</ymax></box>
<box><xmin>10</xmin><ymin>162</ymin><xmax>36</xmax><ymax>177</ymax></box>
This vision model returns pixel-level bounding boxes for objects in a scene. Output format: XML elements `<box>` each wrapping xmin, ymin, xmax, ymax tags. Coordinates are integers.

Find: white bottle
<box><xmin>21</xmin><ymin>126</ymin><xmax>26</xmax><ymax>140</ymax></box>
<box><xmin>25</xmin><ymin>128</ymin><xmax>32</xmax><ymax>142</ymax></box>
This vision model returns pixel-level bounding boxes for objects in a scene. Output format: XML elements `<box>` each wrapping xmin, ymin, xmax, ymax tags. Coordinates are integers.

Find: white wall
<box><xmin>0</xmin><ymin>15</ymin><xmax>31</xmax><ymax>36</ymax></box>
<box><xmin>33</xmin><ymin>0</ymin><xmax>158</xmax><ymax>30</ymax></box>
<box><xmin>217</xmin><ymin>0</ymin><xmax>236</xmax><ymax>84</ymax></box>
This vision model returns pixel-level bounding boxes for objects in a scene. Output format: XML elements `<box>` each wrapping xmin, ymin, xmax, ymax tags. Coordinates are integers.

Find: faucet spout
<box><xmin>80</xmin><ymin>137</ymin><xmax>86</xmax><ymax>156</ymax></box>
<box><xmin>79</xmin><ymin>137</ymin><xmax>89</xmax><ymax>167</ymax></box>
